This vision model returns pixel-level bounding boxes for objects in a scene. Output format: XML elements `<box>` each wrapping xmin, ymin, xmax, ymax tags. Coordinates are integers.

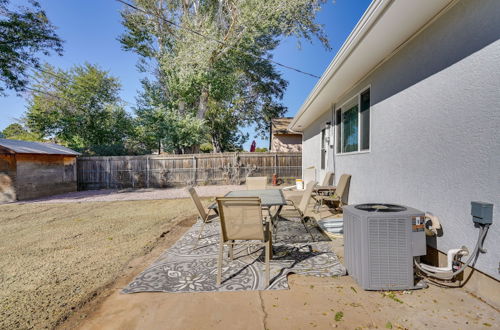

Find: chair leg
<box><xmin>217</xmin><ymin>240</ymin><xmax>224</xmax><ymax>286</ymax></box>
<box><xmin>265</xmin><ymin>240</ymin><xmax>271</xmax><ymax>288</ymax></box>
<box><xmin>301</xmin><ymin>216</ymin><xmax>315</xmax><ymax>242</ymax></box>
<box><xmin>229</xmin><ymin>240</ymin><xmax>234</xmax><ymax>260</ymax></box>
<box><xmin>197</xmin><ymin>219</ymin><xmax>207</xmax><ymax>240</ymax></box>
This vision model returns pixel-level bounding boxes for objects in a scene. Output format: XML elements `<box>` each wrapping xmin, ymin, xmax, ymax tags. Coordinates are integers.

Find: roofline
<box><xmin>289</xmin><ymin>0</ymin><xmax>391</xmax><ymax>130</ymax></box>
<box><xmin>289</xmin><ymin>0</ymin><xmax>458</xmax><ymax>131</ymax></box>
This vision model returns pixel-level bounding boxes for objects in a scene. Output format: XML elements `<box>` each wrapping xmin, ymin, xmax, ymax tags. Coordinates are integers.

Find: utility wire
<box><xmin>116</xmin><ymin>0</ymin><xmax>321</xmax><ymax>79</ymax></box>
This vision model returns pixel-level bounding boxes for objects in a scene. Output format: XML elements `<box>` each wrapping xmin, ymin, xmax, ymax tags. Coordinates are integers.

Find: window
<box><xmin>336</xmin><ymin>88</ymin><xmax>370</xmax><ymax>154</ymax></box>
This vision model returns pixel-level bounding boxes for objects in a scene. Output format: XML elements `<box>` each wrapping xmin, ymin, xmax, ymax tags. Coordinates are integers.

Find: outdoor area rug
<box><xmin>122</xmin><ymin>214</ymin><xmax>346</xmax><ymax>293</ymax></box>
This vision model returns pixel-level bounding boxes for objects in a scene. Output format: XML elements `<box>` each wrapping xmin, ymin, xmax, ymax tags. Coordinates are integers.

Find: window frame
<box><xmin>335</xmin><ymin>85</ymin><xmax>371</xmax><ymax>156</ymax></box>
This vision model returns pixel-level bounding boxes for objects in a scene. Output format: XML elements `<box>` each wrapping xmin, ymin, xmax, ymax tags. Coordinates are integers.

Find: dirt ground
<box><xmin>0</xmin><ymin>199</ymin><xmax>202</xmax><ymax>329</ymax></box>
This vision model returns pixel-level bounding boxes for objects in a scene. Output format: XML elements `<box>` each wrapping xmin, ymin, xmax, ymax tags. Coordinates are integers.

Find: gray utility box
<box><xmin>343</xmin><ymin>204</ymin><xmax>426</xmax><ymax>291</ymax></box>
<box><xmin>471</xmin><ymin>201</ymin><xmax>493</xmax><ymax>225</ymax></box>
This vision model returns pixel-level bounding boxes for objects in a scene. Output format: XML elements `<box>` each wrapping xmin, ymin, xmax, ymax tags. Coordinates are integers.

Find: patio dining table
<box><xmin>209</xmin><ymin>188</ymin><xmax>287</xmax><ymax>221</ymax></box>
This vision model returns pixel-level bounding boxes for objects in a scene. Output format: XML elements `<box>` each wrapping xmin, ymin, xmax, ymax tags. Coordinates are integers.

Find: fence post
<box><xmin>234</xmin><ymin>152</ymin><xmax>239</xmax><ymax>184</ymax></box>
<box><xmin>192</xmin><ymin>155</ymin><xmax>197</xmax><ymax>185</ymax></box>
<box><xmin>106</xmin><ymin>157</ymin><xmax>111</xmax><ymax>189</ymax></box>
<box><xmin>146</xmin><ymin>157</ymin><xmax>150</xmax><ymax>188</ymax></box>
<box><xmin>274</xmin><ymin>153</ymin><xmax>278</xmax><ymax>177</ymax></box>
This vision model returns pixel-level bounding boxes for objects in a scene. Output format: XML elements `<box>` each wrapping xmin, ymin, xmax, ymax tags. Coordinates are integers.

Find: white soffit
<box><xmin>290</xmin><ymin>0</ymin><xmax>456</xmax><ymax>131</ymax></box>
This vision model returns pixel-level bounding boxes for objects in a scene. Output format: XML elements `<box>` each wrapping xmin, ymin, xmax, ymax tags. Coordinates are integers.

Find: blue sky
<box><xmin>0</xmin><ymin>0</ymin><xmax>371</xmax><ymax>150</ymax></box>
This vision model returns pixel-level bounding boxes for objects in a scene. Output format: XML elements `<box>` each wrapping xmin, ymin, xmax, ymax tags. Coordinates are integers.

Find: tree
<box><xmin>1</xmin><ymin>123</ymin><xmax>42</xmax><ymax>141</ymax></box>
<box><xmin>119</xmin><ymin>0</ymin><xmax>329</xmax><ymax>152</ymax></box>
<box><xmin>24</xmin><ymin>63</ymin><xmax>136</xmax><ymax>155</ymax></box>
<box><xmin>134</xmin><ymin>78</ymin><xmax>205</xmax><ymax>154</ymax></box>
<box><xmin>0</xmin><ymin>0</ymin><xmax>63</xmax><ymax>95</ymax></box>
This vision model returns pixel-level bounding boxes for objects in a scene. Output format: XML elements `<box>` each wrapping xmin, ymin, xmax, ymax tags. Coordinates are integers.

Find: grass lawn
<box><xmin>0</xmin><ymin>199</ymin><xmax>199</xmax><ymax>329</ymax></box>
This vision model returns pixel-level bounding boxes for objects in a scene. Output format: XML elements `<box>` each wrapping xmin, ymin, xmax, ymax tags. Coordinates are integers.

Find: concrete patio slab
<box><xmin>63</xmin><ymin>220</ymin><xmax>499</xmax><ymax>330</ymax></box>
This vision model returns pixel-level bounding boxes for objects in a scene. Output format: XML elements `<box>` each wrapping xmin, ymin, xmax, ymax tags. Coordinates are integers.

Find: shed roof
<box><xmin>0</xmin><ymin>139</ymin><xmax>81</xmax><ymax>156</ymax></box>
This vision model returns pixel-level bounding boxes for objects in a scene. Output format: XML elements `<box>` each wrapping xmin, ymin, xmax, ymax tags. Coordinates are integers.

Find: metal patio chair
<box><xmin>187</xmin><ymin>187</ymin><xmax>219</xmax><ymax>241</ymax></box>
<box><xmin>246</xmin><ymin>176</ymin><xmax>268</xmax><ymax>190</ymax></box>
<box><xmin>216</xmin><ymin>196</ymin><xmax>273</xmax><ymax>288</ymax></box>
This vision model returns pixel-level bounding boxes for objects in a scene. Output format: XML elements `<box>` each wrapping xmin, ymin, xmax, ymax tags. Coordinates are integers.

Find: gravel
<box><xmin>22</xmin><ymin>185</ymin><xmax>246</xmax><ymax>204</ymax></box>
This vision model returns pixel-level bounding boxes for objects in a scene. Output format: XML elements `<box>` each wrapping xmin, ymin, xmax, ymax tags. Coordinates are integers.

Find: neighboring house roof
<box><xmin>271</xmin><ymin>118</ymin><xmax>301</xmax><ymax>135</ymax></box>
<box><xmin>0</xmin><ymin>139</ymin><xmax>81</xmax><ymax>156</ymax></box>
<box><xmin>289</xmin><ymin>0</ymin><xmax>457</xmax><ymax>131</ymax></box>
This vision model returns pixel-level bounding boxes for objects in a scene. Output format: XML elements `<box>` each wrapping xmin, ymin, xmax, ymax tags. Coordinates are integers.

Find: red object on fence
<box><xmin>250</xmin><ymin>140</ymin><xmax>256</xmax><ymax>152</ymax></box>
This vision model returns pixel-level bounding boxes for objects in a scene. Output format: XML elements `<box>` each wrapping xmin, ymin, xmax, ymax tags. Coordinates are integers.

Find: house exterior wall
<box><xmin>15</xmin><ymin>154</ymin><xmax>77</xmax><ymax>200</ymax></box>
<box><xmin>302</xmin><ymin>110</ymin><xmax>334</xmax><ymax>184</ymax></box>
<box><xmin>271</xmin><ymin>134</ymin><xmax>302</xmax><ymax>152</ymax></box>
<box><xmin>302</xmin><ymin>0</ymin><xmax>500</xmax><ymax>280</ymax></box>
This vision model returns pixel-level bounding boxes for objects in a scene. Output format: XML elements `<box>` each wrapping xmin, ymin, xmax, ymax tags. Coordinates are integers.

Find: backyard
<box><xmin>0</xmin><ymin>198</ymin><xmax>200</xmax><ymax>329</ymax></box>
<box><xmin>1</xmin><ymin>190</ymin><xmax>498</xmax><ymax>329</ymax></box>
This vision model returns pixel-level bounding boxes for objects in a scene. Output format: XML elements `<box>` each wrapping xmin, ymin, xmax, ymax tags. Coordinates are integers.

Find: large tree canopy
<box><xmin>0</xmin><ymin>0</ymin><xmax>63</xmax><ymax>95</ymax></box>
<box><xmin>24</xmin><ymin>63</ymin><xmax>137</xmax><ymax>155</ymax></box>
<box><xmin>1</xmin><ymin>122</ymin><xmax>42</xmax><ymax>141</ymax></box>
<box><xmin>120</xmin><ymin>0</ymin><xmax>328</xmax><ymax>152</ymax></box>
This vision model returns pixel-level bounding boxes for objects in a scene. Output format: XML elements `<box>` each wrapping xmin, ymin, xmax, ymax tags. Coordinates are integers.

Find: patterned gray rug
<box><xmin>123</xmin><ymin>214</ymin><xmax>346</xmax><ymax>293</ymax></box>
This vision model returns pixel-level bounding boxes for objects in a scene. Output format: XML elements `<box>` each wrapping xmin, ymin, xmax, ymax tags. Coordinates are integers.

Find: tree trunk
<box><xmin>197</xmin><ymin>88</ymin><xmax>209</xmax><ymax>119</ymax></box>
<box><xmin>211</xmin><ymin>135</ymin><xmax>222</xmax><ymax>153</ymax></box>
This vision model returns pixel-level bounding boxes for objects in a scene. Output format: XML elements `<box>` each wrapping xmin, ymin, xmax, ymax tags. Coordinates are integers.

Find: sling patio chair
<box><xmin>216</xmin><ymin>196</ymin><xmax>273</xmax><ymax>288</ymax></box>
<box><xmin>187</xmin><ymin>187</ymin><xmax>219</xmax><ymax>241</ymax></box>
<box><xmin>280</xmin><ymin>181</ymin><xmax>318</xmax><ymax>241</ymax></box>
<box><xmin>313</xmin><ymin>171</ymin><xmax>335</xmax><ymax>196</ymax></box>
<box><xmin>314</xmin><ymin>174</ymin><xmax>352</xmax><ymax>211</ymax></box>
<box><xmin>246</xmin><ymin>176</ymin><xmax>268</xmax><ymax>190</ymax></box>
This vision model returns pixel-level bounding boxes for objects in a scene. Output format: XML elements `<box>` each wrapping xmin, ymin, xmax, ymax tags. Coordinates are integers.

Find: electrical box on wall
<box><xmin>471</xmin><ymin>201</ymin><xmax>493</xmax><ymax>225</ymax></box>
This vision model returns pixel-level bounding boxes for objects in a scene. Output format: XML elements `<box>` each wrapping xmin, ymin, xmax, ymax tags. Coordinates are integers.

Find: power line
<box><xmin>116</xmin><ymin>0</ymin><xmax>321</xmax><ymax>79</ymax></box>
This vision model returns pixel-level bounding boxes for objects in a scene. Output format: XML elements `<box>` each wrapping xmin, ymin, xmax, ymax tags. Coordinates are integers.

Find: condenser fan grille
<box><xmin>354</xmin><ymin>203</ymin><xmax>407</xmax><ymax>212</ymax></box>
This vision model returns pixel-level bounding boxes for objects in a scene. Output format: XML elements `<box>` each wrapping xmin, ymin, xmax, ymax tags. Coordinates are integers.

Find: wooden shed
<box><xmin>0</xmin><ymin>139</ymin><xmax>80</xmax><ymax>202</ymax></box>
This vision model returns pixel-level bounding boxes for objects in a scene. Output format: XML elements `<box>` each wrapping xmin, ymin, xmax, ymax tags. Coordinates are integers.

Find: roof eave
<box><xmin>289</xmin><ymin>0</ymin><xmax>457</xmax><ymax>132</ymax></box>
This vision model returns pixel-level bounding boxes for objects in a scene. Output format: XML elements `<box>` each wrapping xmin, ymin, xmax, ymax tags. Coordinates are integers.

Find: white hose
<box><xmin>414</xmin><ymin>225</ymin><xmax>489</xmax><ymax>280</ymax></box>
<box><xmin>419</xmin><ymin>248</ymin><xmax>468</xmax><ymax>273</ymax></box>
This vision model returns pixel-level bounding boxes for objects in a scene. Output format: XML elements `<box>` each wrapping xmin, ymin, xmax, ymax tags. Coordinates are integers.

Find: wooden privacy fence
<box><xmin>77</xmin><ymin>152</ymin><xmax>302</xmax><ymax>190</ymax></box>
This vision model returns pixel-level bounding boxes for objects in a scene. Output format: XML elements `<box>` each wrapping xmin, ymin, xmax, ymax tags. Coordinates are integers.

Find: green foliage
<box><xmin>334</xmin><ymin>311</ymin><xmax>344</xmax><ymax>322</ymax></box>
<box><xmin>199</xmin><ymin>142</ymin><xmax>214</xmax><ymax>153</ymax></box>
<box><xmin>24</xmin><ymin>63</ymin><xmax>136</xmax><ymax>155</ymax></box>
<box><xmin>254</xmin><ymin>147</ymin><xmax>268</xmax><ymax>152</ymax></box>
<box><xmin>134</xmin><ymin>79</ymin><xmax>205</xmax><ymax>154</ymax></box>
<box><xmin>119</xmin><ymin>0</ymin><xmax>329</xmax><ymax>152</ymax></box>
<box><xmin>1</xmin><ymin>123</ymin><xmax>43</xmax><ymax>141</ymax></box>
<box><xmin>0</xmin><ymin>0</ymin><xmax>63</xmax><ymax>95</ymax></box>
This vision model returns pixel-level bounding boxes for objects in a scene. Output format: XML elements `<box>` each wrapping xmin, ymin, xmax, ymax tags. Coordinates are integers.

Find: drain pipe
<box><xmin>414</xmin><ymin>224</ymin><xmax>490</xmax><ymax>280</ymax></box>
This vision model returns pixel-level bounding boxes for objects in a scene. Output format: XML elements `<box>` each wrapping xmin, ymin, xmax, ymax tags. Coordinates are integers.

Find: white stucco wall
<box><xmin>302</xmin><ymin>0</ymin><xmax>500</xmax><ymax>279</ymax></box>
<box><xmin>302</xmin><ymin>110</ymin><xmax>334</xmax><ymax>184</ymax></box>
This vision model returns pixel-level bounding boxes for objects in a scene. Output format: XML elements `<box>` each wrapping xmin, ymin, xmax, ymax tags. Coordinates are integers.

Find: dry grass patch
<box><xmin>0</xmin><ymin>199</ymin><xmax>199</xmax><ymax>329</ymax></box>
